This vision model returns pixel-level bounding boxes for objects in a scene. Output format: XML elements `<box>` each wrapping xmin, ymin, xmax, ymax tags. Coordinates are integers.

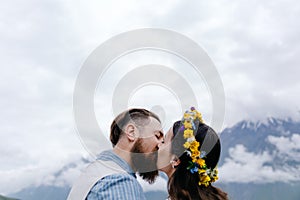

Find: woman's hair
<box><xmin>168</xmin><ymin>121</ymin><xmax>228</xmax><ymax>200</ymax></box>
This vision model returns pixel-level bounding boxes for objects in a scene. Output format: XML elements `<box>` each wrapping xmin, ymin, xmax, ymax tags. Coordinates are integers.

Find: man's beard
<box><xmin>131</xmin><ymin>138</ymin><xmax>159</xmax><ymax>184</ymax></box>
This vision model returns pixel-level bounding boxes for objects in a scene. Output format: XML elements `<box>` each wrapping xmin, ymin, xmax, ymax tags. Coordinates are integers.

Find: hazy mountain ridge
<box><xmin>0</xmin><ymin>194</ymin><xmax>19</xmax><ymax>200</ymax></box>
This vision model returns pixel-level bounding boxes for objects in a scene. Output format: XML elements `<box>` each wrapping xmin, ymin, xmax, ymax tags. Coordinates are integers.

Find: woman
<box><xmin>158</xmin><ymin>107</ymin><xmax>228</xmax><ymax>200</ymax></box>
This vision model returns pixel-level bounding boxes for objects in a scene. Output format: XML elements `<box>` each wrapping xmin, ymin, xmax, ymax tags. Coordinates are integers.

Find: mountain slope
<box><xmin>0</xmin><ymin>195</ymin><xmax>19</xmax><ymax>200</ymax></box>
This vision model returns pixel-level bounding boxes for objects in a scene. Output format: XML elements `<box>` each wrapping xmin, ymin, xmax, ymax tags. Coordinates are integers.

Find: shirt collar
<box><xmin>97</xmin><ymin>150</ymin><xmax>136</xmax><ymax>178</ymax></box>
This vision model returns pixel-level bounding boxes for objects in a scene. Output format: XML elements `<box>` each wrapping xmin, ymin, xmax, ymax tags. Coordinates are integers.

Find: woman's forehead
<box><xmin>165</xmin><ymin>127</ymin><xmax>174</xmax><ymax>141</ymax></box>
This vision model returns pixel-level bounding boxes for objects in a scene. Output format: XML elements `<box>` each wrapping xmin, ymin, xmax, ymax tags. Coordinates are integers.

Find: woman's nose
<box><xmin>158</xmin><ymin>139</ymin><xmax>164</xmax><ymax>149</ymax></box>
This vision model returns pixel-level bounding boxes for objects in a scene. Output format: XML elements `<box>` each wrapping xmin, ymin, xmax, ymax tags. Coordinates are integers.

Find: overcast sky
<box><xmin>1</xmin><ymin>0</ymin><xmax>300</xmax><ymax>195</ymax></box>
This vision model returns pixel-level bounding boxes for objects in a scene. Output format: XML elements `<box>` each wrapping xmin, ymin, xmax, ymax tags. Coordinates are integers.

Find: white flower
<box><xmin>187</xmin><ymin>137</ymin><xmax>195</xmax><ymax>142</ymax></box>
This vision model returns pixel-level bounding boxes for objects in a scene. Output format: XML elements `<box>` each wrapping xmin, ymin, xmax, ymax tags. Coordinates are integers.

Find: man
<box><xmin>68</xmin><ymin>108</ymin><xmax>164</xmax><ymax>200</ymax></box>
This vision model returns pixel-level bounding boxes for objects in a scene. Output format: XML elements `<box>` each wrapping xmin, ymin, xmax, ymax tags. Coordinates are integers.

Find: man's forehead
<box><xmin>148</xmin><ymin>117</ymin><xmax>163</xmax><ymax>130</ymax></box>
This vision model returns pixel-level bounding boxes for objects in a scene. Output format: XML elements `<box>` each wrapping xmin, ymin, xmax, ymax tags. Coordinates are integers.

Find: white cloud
<box><xmin>219</xmin><ymin>143</ymin><xmax>300</xmax><ymax>183</ymax></box>
<box><xmin>41</xmin><ymin>158</ymin><xmax>90</xmax><ymax>188</ymax></box>
<box><xmin>268</xmin><ymin>134</ymin><xmax>300</xmax><ymax>161</ymax></box>
<box><xmin>0</xmin><ymin>154</ymin><xmax>90</xmax><ymax>195</ymax></box>
<box><xmin>137</xmin><ymin>173</ymin><xmax>168</xmax><ymax>192</ymax></box>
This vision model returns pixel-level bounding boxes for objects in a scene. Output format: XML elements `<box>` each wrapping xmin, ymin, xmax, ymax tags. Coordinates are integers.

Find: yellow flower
<box><xmin>199</xmin><ymin>175</ymin><xmax>211</xmax><ymax>187</ymax></box>
<box><xmin>199</xmin><ymin>180</ymin><xmax>210</xmax><ymax>187</ymax></box>
<box><xmin>191</xmin><ymin>151</ymin><xmax>200</xmax><ymax>161</ymax></box>
<box><xmin>192</xmin><ymin>140</ymin><xmax>200</xmax><ymax>147</ymax></box>
<box><xmin>196</xmin><ymin>158</ymin><xmax>206</xmax><ymax>167</ymax></box>
<box><xmin>183</xmin><ymin>129</ymin><xmax>193</xmax><ymax>139</ymax></box>
<box><xmin>190</xmin><ymin>151</ymin><xmax>198</xmax><ymax>158</ymax></box>
<box><xmin>210</xmin><ymin>168</ymin><xmax>218</xmax><ymax>182</ymax></box>
<box><xmin>198</xmin><ymin>168</ymin><xmax>206</xmax><ymax>174</ymax></box>
<box><xmin>191</xmin><ymin>150</ymin><xmax>200</xmax><ymax>162</ymax></box>
<box><xmin>211</xmin><ymin>175</ymin><xmax>218</xmax><ymax>182</ymax></box>
<box><xmin>191</xmin><ymin>149</ymin><xmax>200</xmax><ymax>156</ymax></box>
<box><xmin>183</xmin><ymin>141</ymin><xmax>191</xmax><ymax>149</ymax></box>
<box><xmin>183</xmin><ymin>113</ymin><xmax>191</xmax><ymax>119</ymax></box>
<box><xmin>189</xmin><ymin>141</ymin><xmax>199</xmax><ymax>152</ymax></box>
<box><xmin>195</xmin><ymin>112</ymin><xmax>203</xmax><ymax>122</ymax></box>
<box><xmin>205</xmin><ymin>175</ymin><xmax>210</xmax><ymax>181</ymax></box>
<box><xmin>183</xmin><ymin>121</ymin><xmax>192</xmax><ymax>129</ymax></box>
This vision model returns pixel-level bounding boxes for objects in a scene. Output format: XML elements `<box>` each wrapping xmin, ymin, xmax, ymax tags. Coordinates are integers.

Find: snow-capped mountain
<box><xmin>218</xmin><ymin>117</ymin><xmax>300</xmax><ymax>199</ymax></box>
<box><xmin>220</xmin><ymin>117</ymin><xmax>300</xmax><ymax>167</ymax></box>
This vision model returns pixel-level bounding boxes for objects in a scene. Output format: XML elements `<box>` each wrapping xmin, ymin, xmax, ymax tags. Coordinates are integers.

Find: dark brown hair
<box><xmin>110</xmin><ymin>108</ymin><xmax>161</xmax><ymax>146</ymax></box>
<box><xmin>168</xmin><ymin>121</ymin><xmax>228</xmax><ymax>200</ymax></box>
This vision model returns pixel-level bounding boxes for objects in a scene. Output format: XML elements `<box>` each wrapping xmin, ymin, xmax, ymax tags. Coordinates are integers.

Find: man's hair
<box><xmin>110</xmin><ymin>108</ymin><xmax>160</xmax><ymax>146</ymax></box>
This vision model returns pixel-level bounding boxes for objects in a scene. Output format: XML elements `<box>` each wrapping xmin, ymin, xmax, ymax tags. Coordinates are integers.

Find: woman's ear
<box><xmin>170</xmin><ymin>156</ymin><xmax>180</xmax><ymax>168</ymax></box>
<box><xmin>124</xmin><ymin>123</ymin><xmax>138</xmax><ymax>142</ymax></box>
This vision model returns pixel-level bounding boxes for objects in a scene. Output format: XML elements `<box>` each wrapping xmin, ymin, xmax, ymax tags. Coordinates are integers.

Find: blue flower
<box><xmin>200</xmin><ymin>151</ymin><xmax>207</xmax><ymax>158</ymax></box>
<box><xmin>190</xmin><ymin>166</ymin><xmax>198</xmax><ymax>174</ymax></box>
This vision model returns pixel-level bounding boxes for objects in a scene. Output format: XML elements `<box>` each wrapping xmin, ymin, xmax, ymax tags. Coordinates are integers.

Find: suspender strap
<box><xmin>67</xmin><ymin>160</ymin><xmax>126</xmax><ymax>200</ymax></box>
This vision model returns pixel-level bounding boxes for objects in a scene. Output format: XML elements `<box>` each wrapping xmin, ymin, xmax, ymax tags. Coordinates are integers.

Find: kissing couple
<box><xmin>68</xmin><ymin>107</ymin><xmax>228</xmax><ymax>200</ymax></box>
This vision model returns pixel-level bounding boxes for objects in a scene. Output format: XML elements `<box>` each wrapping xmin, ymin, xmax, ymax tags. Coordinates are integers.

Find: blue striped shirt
<box><xmin>86</xmin><ymin>150</ymin><xmax>146</xmax><ymax>200</ymax></box>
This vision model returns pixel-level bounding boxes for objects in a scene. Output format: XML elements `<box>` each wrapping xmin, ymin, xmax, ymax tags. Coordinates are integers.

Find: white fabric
<box><xmin>67</xmin><ymin>160</ymin><xmax>126</xmax><ymax>200</ymax></box>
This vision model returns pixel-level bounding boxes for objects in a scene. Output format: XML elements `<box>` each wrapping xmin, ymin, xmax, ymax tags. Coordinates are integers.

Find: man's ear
<box><xmin>124</xmin><ymin>123</ymin><xmax>138</xmax><ymax>142</ymax></box>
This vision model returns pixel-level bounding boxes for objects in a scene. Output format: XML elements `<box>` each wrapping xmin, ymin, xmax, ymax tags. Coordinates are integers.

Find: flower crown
<box><xmin>181</xmin><ymin>107</ymin><xmax>218</xmax><ymax>187</ymax></box>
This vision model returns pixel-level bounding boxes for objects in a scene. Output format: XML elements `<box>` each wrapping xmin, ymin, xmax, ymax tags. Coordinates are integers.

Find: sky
<box><xmin>1</xmin><ymin>0</ymin><xmax>300</xmax><ymax>195</ymax></box>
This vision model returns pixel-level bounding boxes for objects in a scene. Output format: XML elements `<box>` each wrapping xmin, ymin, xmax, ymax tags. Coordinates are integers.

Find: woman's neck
<box><xmin>162</xmin><ymin>166</ymin><xmax>175</xmax><ymax>178</ymax></box>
